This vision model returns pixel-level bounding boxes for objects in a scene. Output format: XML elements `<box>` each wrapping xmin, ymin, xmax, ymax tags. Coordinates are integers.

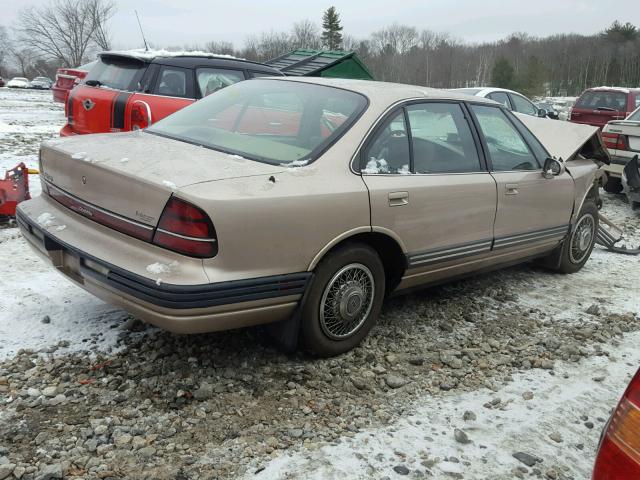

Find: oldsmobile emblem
<box><xmin>82</xmin><ymin>99</ymin><xmax>95</xmax><ymax>111</ymax></box>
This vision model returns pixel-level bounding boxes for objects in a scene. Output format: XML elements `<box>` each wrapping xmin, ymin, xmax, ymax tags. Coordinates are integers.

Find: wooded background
<box><xmin>1</xmin><ymin>1</ymin><xmax>639</xmax><ymax>97</ymax></box>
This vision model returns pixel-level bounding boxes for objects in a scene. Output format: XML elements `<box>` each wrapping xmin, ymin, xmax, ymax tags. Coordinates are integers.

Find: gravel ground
<box><xmin>0</xmin><ymin>88</ymin><xmax>639</xmax><ymax>480</ymax></box>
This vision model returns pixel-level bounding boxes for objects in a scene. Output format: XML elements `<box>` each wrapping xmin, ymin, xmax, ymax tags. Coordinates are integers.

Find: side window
<box><xmin>196</xmin><ymin>68</ymin><xmax>245</xmax><ymax>97</ymax></box>
<box><xmin>363</xmin><ymin>111</ymin><xmax>410</xmax><ymax>174</ymax></box>
<box><xmin>487</xmin><ymin>92</ymin><xmax>511</xmax><ymax>109</ymax></box>
<box><xmin>155</xmin><ymin>66</ymin><xmax>189</xmax><ymax>98</ymax></box>
<box><xmin>471</xmin><ymin>105</ymin><xmax>539</xmax><ymax>171</ymax></box>
<box><xmin>406</xmin><ymin>103</ymin><xmax>482</xmax><ymax>173</ymax></box>
<box><xmin>634</xmin><ymin>94</ymin><xmax>640</xmax><ymax>109</ymax></box>
<box><xmin>510</xmin><ymin>94</ymin><xmax>537</xmax><ymax>116</ymax></box>
<box><xmin>505</xmin><ymin>110</ymin><xmax>549</xmax><ymax>164</ymax></box>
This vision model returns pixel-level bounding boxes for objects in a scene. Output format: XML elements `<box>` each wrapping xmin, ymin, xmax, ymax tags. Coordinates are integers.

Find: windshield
<box><xmin>84</xmin><ymin>56</ymin><xmax>146</xmax><ymax>90</ymax></box>
<box><xmin>147</xmin><ymin>79</ymin><xmax>368</xmax><ymax>165</ymax></box>
<box><xmin>575</xmin><ymin>91</ymin><xmax>627</xmax><ymax>111</ymax></box>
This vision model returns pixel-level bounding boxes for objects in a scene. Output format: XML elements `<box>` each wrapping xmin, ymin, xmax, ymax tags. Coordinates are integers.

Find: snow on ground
<box><xmin>0</xmin><ymin>88</ymin><xmax>134</xmax><ymax>358</ymax></box>
<box><xmin>0</xmin><ymin>88</ymin><xmax>64</xmax><ymax>198</ymax></box>
<box><xmin>253</xmin><ymin>333</ymin><xmax>639</xmax><ymax>480</ymax></box>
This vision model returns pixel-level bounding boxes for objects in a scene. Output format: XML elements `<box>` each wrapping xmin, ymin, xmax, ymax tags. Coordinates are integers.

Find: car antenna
<box><xmin>134</xmin><ymin>10</ymin><xmax>149</xmax><ymax>51</ymax></box>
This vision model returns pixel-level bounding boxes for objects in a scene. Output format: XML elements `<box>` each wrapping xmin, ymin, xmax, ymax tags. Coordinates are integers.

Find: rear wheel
<box><xmin>603</xmin><ymin>175</ymin><xmax>623</xmax><ymax>194</ymax></box>
<box><xmin>301</xmin><ymin>243</ymin><xmax>385</xmax><ymax>357</ymax></box>
<box><xmin>555</xmin><ymin>201</ymin><xmax>598</xmax><ymax>274</ymax></box>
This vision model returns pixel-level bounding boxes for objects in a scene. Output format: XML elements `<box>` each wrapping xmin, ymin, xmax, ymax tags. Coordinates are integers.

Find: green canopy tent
<box><xmin>267</xmin><ymin>49</ymin><xmax>374</xmax><ymax>80</ymax></box>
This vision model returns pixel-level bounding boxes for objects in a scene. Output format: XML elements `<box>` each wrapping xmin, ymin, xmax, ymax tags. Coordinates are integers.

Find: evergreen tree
<box><xmin>491</xmin><ymin>56</ymin><xmax>515</xmax><ymax>89</ymax></box>
<box><xmin>321</xmin><ymin>6</ymin><xmax>343</xmax><ymax>50</ymax></box>
<box><xmin>519</xmin><ymin>55</ymin><xmax>546</xmax><ymax>97</ymax></box>
<box><xmin>603</xmin><ymin>20</ymin><xmax>638</xmax><ymax>43</ymax></box>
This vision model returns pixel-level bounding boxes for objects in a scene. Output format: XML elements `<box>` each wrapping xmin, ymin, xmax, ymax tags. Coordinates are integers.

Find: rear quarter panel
<box><xmin>127</xmin><ymin>93</ymin><xmax>194</xmax><ymax>130</ymax></box>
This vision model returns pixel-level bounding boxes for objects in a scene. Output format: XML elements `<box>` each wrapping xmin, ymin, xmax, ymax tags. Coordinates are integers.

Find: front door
<box><xmin>361</xmin><ymin>102</ymin><xmax>497</xmax><ymax>288</ymax></box>
<box><xmin>469</xmin><ymin>104</ymin><xmax>574</xmax><ymax>252</ymax></box>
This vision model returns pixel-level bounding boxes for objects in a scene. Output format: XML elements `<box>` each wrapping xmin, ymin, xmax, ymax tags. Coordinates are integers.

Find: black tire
<box><xmin>301</xmin><ymin>243</ymin><xmax>385</xmax><ymax>357</ymax></box>
<box><xmin>555</xmin><ymin>201</ymin><xmax>599</xmax><ymax>274</ymax></box>
<box><xmin>603</xmin><ymin>175</ymin><xmax>623</xmax><ymax>194</ymax></box>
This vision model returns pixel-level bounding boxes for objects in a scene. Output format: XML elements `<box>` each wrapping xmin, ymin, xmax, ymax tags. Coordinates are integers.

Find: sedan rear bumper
<box><xmin>16</xmin><ymin>206</ymin><xmax>308</xmax><ymax>333</ymax></box>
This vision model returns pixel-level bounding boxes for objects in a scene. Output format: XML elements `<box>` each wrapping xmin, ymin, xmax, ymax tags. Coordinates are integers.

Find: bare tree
<box><xmin>204</xmin><ymin>40</ymin><xmax>236</xmax><ymax>56</ymax></box>
<box><xmin>17</xmin><ymin>0</ymin><xmax>115</xmax><ymax>67</ymax></box>
<box><xmin>0</xmin><ymin>26</ymin><xmax>10</xmax><ymax>76</ymax></box>
<box><xmin>291</xmin><ymin>20</ymin><xmax>321</xmax><ymax>49</ymax></box>
<box><xmin>10</xmin><ymin>47</ymin><xmax>36</xmax><ymax>77</ymax></box>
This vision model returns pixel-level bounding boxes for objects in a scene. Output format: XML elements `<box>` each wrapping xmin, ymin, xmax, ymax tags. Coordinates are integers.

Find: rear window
<box><xmin>575</xmin><ymin>91</ymin><xmax>627</xmax><ymax>111</ymax></box>
<box><xmin>628</xmin><ymin>108</ymin><xmax>640</xmax><ymax>121</ymax></box>
<box><xmin>147</xmin><ymin>79</ymin><xmax>367</xmax><ymax>165</ymax></box>
<box><xmin>84</xmin><ymin>56</ymin><xmax>146</xmax><ymax>91</ymax></box>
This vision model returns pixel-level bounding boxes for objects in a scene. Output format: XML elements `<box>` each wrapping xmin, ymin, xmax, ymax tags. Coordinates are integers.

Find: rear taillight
<box><xmin>130</xmin><ymin>100</ymin><xmax>152</xmax><ymax>130</ymax></box>
<box><xmin>602</xmin><ymin>132</ymin><xmax>628</xmax><ymax>151</ymax></box>
<box><xmin>593</xmin><ymin>370</ymin><xmax>640</xmax><ymax>479</ymax></box>
<box><xmin>152</xmin><ymin>197</ymin><xmax>217</xmax><ymax>258</ymax></box>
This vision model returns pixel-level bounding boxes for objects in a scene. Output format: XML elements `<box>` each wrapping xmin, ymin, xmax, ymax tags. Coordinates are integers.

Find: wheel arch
<box><xmin>308</xmin><ymin>228</ymin><xmax>408</xmax><ymax>294</ymax></box>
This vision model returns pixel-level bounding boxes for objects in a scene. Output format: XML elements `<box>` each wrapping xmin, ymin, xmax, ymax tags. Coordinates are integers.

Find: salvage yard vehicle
<box><xmin>601</xmin><ymin>106</ymin><xmax>640</xmax><ymax>193</ymax></box>
<box><xmin>570</xmin><ymin>86</ymin><xmax>640</xmax><ymax>130</ymax></box>
<box><xmin>52</xmin><ymin>60</ymin><xmax>97</xmax><ymax>103</ymax></box>
<box><xmin>6</xmin><ymin>77</ymin><xmax>29</xmax><ymax>89</ymax></box>
<box><xmin>452</xmin><ymin>87</ymin><xmax>550</xmax><ymax>118</ymax></box>
<box><xmin>17</xmin><ymin>78</ymin><xmax>609</xmax><ymax>356</ymax></box>
<box><xmin>60</xmin><ymin>51</ymin><xmax>283</xmax><ymax>136</ymax></box>
<box><xmin>592</xmin><ymin>368</ymin><xmax>640</xmax><ymax>479</ymax></box>
<box><xmin>28</xmin><ymin>76</ymin><xmax>53</xmax><ymax>90</ymax></box>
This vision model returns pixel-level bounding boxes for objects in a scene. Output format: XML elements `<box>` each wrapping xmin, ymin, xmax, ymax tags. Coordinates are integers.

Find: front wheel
<box><xmin>301</xmin><ymin>243</ymin><xmax>385</xmax><ymax>357</ymax></box>
<box><xmin>555</xmin><ymin>201</ymin><xmax>599</xmax><ymax>274</ymax></box>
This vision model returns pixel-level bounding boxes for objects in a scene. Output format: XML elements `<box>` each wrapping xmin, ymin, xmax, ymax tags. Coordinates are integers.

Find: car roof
<box><xmin>259</xmin><ymin>77</ymin><xmax>500</xmax><ymax>105</ymax></box>
<box><xmin>452</xmin><ymin>86</ymin><xmax>523</xmax><ymax>96</ymax></box>
<box><xmin>99</xmin><ymin>49</ymin><xmax>280</xmax><ymax>73</ymax></box>
<box><xmin>585</xmin><ymin>86</ymin><xmax>640</xmax><ymax>94</ymax></box>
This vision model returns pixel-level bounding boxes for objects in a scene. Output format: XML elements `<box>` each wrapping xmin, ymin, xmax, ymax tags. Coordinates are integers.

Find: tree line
<box><xmin>1</xmin><ymin>1</ymin><xmax>639</xmax><ymax>98</ymax></box>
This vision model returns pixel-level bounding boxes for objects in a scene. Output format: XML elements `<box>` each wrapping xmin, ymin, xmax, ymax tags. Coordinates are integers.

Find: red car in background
<box><xmin>52</xmin><ymin>60</ymin><xmax>97</xmax><ymax>103</ymax></box>
<box><xmin>570</xmin><ymin>87</ymin><xmax>640</xmax><ymax>129</ymax></box>
<box><xmin>592</xmin><ymin>368</ymin><xmax>640</xmax><ymax>479</ymax></box>
<box><xmin>61</xmin><ymin>51</ymin><xmax>283</xmax><ymax>137</ymax></box>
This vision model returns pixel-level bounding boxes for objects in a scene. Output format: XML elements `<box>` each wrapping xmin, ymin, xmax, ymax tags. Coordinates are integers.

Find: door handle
<box><xmin>505</xmin><ymin>183</ymin><xmax>519</xmax><ymax>195</ymax></box>
<box><xmin>388</xmin><ymin>191</ymin><xmax>409</xmax><ymax>206</ymax></box>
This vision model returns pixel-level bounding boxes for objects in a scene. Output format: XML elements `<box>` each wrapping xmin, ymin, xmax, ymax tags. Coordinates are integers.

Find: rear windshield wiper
<box><xmin>595</xmin><ymin>106</ymin><xmax>616</xmax><ymax>111</ymax></box>
<box><xmin>85</xmin><ymin>80</ymin><xmax>102</xmax><ymax>87</ymax></box>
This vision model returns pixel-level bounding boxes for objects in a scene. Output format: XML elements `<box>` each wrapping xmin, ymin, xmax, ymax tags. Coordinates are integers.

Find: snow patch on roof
<box><xmin>590</xmin><ymin>86</ymin><xmax>639</xmax><ymax>93</ymax></box>
<box><xmin>101</xmin><ymin>48</ymin><xmax>240</xmax><ymax>61</ymax></box>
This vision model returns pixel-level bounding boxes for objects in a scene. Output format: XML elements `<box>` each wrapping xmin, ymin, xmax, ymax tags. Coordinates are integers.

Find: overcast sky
<box><xmin>2</xmin><ymin>0</ymin><xmax>640</xmax><ymax>50</ymax></box>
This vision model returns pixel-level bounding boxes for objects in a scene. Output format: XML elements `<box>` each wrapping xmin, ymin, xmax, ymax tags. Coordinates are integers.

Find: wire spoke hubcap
<box><xmin>320</xmin><ymin>263</ymin><xmax>375</xmax><ymax>340</ymax></box>
<box><xmin>569</xmin><ymin>214</ymin><xmax>595</xmax><ymax>264</ymax></box>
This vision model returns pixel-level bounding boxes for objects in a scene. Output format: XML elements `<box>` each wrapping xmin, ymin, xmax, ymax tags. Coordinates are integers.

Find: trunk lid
<box><xmin>604</xmin><ymin>120</ymin><xmax>640</xmax><ymax>154</ymax></box>
<box><xmin>40</xmin><ymin>131</ymin><xmax>285</xmax><ymax>226</ymax></box>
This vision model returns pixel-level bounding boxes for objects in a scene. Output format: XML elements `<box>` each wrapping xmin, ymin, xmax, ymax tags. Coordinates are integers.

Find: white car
<box><xmin>601</xmin><ymin>105</ymin><xmax>640</xmax><ymax>193</ymax></box>
<box><xmin>6</xmin><ymin>77</ymin><xmax>29</xmax><ymax>88</ymax></box>
<box><xmin>453</xmin><ymin>87</ymin><xmax>548</xmax><ymax>118</ymax></box>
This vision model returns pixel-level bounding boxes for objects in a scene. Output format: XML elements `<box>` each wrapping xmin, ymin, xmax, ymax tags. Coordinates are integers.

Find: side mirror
<box><xmin>542</xmin><ymin>157</ymin><xmax>565</xmax><ymax>179</ymax></box>
<box><xmin>537</xmin><ymin>108</ymin><xmax>548</xmax><ymax>118</ymax></box>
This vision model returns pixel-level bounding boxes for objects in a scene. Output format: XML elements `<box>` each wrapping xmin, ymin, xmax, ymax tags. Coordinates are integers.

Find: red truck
<box><xmin>61</xmin><ymin>51</ymin><xmax>283</xmax><ymax>136</ymax></box>
<box><xmin>570</xmin><ymin>86</ymin><xmax>640</xmax><ymax>130</ymax></box>
<box><xmin>52</xmin><ymin>61</ymin><xmax>97</xmax><ymax>103</ymax></box>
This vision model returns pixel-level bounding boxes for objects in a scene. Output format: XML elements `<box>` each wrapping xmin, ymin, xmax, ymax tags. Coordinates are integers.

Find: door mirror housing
<box><xmin>537</xmin><ymin>108</ymin><xmax>548</xmax><ymax>118</ymax></box>
<box><xmin>542</xmin><ymin>157</ymin><xmax>565</xmax><ymax>179</ymax></box>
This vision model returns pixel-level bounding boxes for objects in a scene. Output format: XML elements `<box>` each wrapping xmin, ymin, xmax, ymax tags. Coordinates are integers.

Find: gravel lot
<box><xmin>0</xmin><ymin>88</ymin><xmax>639</xmax><ymax>480</ymax></box>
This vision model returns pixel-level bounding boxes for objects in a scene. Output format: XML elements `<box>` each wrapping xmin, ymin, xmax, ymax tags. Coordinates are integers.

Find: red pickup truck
<box><xmin>52</xmin><ymin>61</ymin><xmax>97</xmax><ymax>103</ymax></box>
<box><xmin>61</xmin><ymin>51</ymin><xmax>283</xmax><ymax>136</ymax></box>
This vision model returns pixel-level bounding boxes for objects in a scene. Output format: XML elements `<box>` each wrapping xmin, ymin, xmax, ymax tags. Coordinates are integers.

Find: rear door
<box><xmin>469</xmin><ymin>104</ymin><xmax>574</xmax><ymax>251</ymax></box>
<box><xmin>68</xmin><ymin>55</ymin><xmax>147</xmax><ymax>134</ymax></box>
<box><xmin>362</xmin><ymin>101</ymin><xmax>497</xmax><ymax>288</ymax></box>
